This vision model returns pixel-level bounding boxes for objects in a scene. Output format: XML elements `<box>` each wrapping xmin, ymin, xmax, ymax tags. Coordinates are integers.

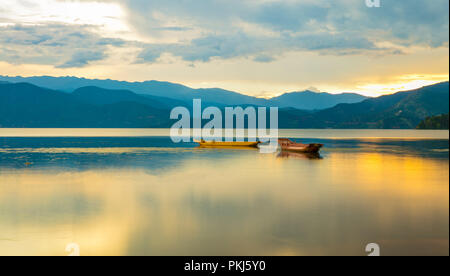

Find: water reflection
<box><xmin>0</xmin><ymin>137</ymin><xmax>448</xmax><ymax>171</ymax></box>
<box><xmin>277</xmin><ymin>151</ymin><xmax>322</xmax><ymax>160</ymax></box>
<box><xmin>0</xmin><ymin>135</ymin><xmax>448</xmax><ymax>256</ymax></box>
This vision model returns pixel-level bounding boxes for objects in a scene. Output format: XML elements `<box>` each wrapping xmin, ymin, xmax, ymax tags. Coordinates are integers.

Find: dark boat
<box><xmin>278</xmin><ymin>139</ymin><xmax>323</xmax><ymax>153</ymax></box>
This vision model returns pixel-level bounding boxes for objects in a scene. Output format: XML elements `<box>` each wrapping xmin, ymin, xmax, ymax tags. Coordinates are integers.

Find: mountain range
<box><xmin>0</xmin><ymin>76</ymin><xmax>448</xmax><ymax>129</ymax></box>
<box><xmin>0</xmin><ymin>76</ymin><xmax>368</xmax><ymax>110</ymax></box>
<box><xmin>270</xmin><ymin>91</ymin><xmax>367</xmax><ymax>110</ymax></box>
<box><xmin>0</xmin><ymin>83</ymin><xmax>173</xmax><ymax>128</ymax></box>
<box><xmin>287</xmin><ymin>82</ymin><xmax>449</xmax><ymax>129</ymax></box>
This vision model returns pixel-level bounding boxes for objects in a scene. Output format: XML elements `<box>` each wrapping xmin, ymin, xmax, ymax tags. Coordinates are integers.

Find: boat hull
<box><xmin>281</xmin><ymin>143</ymin><xmax>323</xmax><ymax>154</ymax></box>
<box><xmin>195</xmin><ymin>140</ymin><xmax>261</xmax><ymax>148</ymax></box>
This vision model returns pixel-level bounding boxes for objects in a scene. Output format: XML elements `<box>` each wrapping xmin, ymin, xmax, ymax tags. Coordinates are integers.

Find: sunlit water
<box><xmin>0</xmin><ymin>129</ymin><xmax>448</xmax><ymax>256</ymax></box>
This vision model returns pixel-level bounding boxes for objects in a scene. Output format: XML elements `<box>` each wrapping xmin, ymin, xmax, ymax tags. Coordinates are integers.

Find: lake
<box><xmin>0</xmin><ymin>129</ymin><xmax>448</xmax><ymax>256</ymax></box>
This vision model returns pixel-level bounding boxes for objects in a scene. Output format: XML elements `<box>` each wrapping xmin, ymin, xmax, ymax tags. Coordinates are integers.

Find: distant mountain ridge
<box><xmin>0</xmin><ymin>75</ymin><xmax>271</xmax><ymax>107</ymax></box>
<box><xmin>0</xmin><ymin>75</ymin><xmax>368</xmax><ymax>110</ymax></box>
<box><xmin>0</xmin><ymin>80</ymin><xmax>448</xmax><ymax>129</ymax></box>
<box><xmin>0</xmin><ymin>82</ymin><xmax>301</xmax><ymax>128</ymax></box>
<box><xmin>0</xmin><ymin>83</ymin><xmax>172</xmax><ymax>128</ymax></box>
<box><xmin>72</xmin><ymin>86</ymin><xmax>188</xmax><ymax>109</ymax></box>
<box><xmin>271</xmin><ymin>90</ymin><xmax>368</xmax><ymax>110</ymax></box>
<box><xmin>292</xmin><ymin>82</ymin><xmax>449</xmax><ymax>129</ymax></box>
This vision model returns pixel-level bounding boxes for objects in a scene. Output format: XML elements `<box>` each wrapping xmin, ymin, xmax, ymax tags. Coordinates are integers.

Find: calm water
<box><xmin>0</xmin><ymin>129</ymin><xmax>448</xmax><ymax>256</ymax></box>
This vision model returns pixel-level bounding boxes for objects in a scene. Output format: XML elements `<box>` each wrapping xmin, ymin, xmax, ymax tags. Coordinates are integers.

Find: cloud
<box><xmin>0</xmin><ymin>0</ymin><xmax>448</xmax><ymax>67</ymax></box>
<box><xmin>253</xmin><ymin>54</ymin><xmax>277</xmax><ymax>63</ymax></box>
<box><xmin>0</xmin><ymin>24</ymin><xmax>126</xmax><ymax>68</ymax></box>
<box><xmin>56</xmin><ymin>50</ymin><xmax>107</xmax><ymax>68</ymax></box>
<box><xmin>136</xmin><ymin>30</ymin><xmax>385</xmax><ymax>64</ymax></box>
<box><xmin>124</xmin><ymin>0</ymin><xmax>449</xmax><ymax>63</ymax></box>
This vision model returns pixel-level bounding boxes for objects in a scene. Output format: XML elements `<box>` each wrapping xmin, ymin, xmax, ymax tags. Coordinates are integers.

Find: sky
<box><xmin>0</xmin><ymin>0</ymin><xmax>448</xmax><ymax>97</ymax></box>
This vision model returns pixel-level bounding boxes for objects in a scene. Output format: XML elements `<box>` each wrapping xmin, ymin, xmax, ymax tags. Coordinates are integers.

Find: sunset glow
<box><xmin>0</xmin><ymin>0</ymin><xmax>448</xmax><ymax>96</ymax></box>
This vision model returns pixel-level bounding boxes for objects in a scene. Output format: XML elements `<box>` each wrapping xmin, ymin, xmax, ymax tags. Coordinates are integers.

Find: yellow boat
<box><xmin>194</xmin><ymin>139</ymin><xmax>261</xmax><ymax>148</ymax></box>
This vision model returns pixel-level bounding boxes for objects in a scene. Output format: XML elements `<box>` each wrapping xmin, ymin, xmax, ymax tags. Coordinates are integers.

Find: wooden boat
<box><xmin>278</xmin><ymin>138</ymin><xmax>323</xmax><ymax>153</ymax></box>
<box><xmin>195</xmin><ymin>139</ymin><xmax>261</xmax><ymax>148</ymax></box>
